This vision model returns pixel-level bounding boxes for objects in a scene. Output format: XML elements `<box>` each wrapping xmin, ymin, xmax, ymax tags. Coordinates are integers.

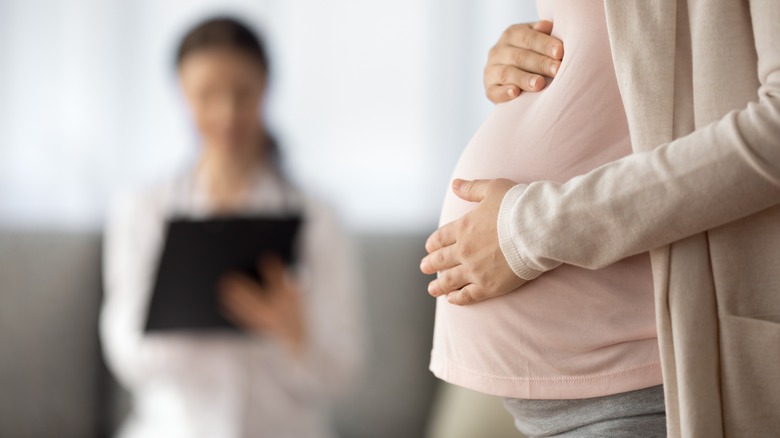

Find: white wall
<box><xmin>0</xmin><ymin>0</ymin><xmax>538</xmax><ymax>232</ymax></box>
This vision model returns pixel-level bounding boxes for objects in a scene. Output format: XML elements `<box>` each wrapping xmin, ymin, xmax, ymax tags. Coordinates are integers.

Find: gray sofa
<box><xmin>0</xmin><ymin>230</ymin><xmax>440</xmax><ymax>438</ymax></box>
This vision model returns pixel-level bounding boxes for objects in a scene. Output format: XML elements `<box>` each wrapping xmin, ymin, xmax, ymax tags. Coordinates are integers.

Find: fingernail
<box><xmin>507</xmin><ymin>87</ymin><xmax>517</xmax><ymax>98</ymax></box>
<box><xmin>452</xmin><ymin>179</ymin><xmax>462</xmax><ymax>191</ymax></box>
<box><xmin>551</xmin><ymin>45</ymin><xmax>560</xmax><ymax>58</ymax></box>
<box><xmin>549</xmin><ymin>63</ymin><xmax>558</xmax><ymax>76</ymax></box>
<box><xmin>430</xmin><ymin>281</ymin><xmax>447</xmax><ymax>297</ymax></box>
<box><xmin>530</xmin><ymin>76</ymin><xmax>538</xmax><ymax>88</ymax></box>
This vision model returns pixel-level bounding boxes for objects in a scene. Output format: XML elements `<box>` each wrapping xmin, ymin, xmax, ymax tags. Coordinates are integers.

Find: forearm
<box><xmin>499</xmin><ymin>97</ymin><xmax>780</xmax><ymax>278</ymax></box>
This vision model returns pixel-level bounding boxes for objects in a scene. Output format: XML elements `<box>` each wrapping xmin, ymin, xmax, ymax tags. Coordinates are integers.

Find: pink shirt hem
<box><xmin>430</xmin><ymin>352</ymin><xmax>663</xmax><ymax>400</ymax></box>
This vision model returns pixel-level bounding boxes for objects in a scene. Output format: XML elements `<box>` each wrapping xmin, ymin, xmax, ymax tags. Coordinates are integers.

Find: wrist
<box><xmin>497</xmin><ymin>183</ymin><xmax>544</xmax><ymax>280</ymax></box>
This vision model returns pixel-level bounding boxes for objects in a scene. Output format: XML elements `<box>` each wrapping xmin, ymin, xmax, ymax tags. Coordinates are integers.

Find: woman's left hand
<box><xmin>485</xmin><ymin>21</ymin><xmax>563</xmax><ymax>103</ymax></box>
<box><xmin>219</xmin><ymin>257</ymin><xmax>307</xmax><ymax>357</ymax></box>
<box><xmin>420</xmin><ymin>178</ymin><xmax>526</xmax><ymax>305</ymax></box>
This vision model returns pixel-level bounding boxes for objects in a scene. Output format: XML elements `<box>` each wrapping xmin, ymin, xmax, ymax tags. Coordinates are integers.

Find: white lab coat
<box><xmin>100</xmin><ymin>168</ymin><xmax>363</xmax><ymax>438</ymax></box>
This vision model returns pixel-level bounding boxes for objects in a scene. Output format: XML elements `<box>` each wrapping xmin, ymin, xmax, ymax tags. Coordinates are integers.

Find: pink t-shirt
<box><xmin>429</xmin><ymin>0</ymin><xmax>662</xmax><ymax>399</ymax></box>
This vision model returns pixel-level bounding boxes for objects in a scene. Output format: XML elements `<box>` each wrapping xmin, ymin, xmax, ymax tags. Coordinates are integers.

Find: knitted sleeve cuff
<box><xmin>497</xmin><ymin>184</ymin><xmax>544</xmax><ymax>281</ymax></box>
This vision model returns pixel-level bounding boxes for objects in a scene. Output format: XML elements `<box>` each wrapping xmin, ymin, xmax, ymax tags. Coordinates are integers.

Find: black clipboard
<box><xmin>144</xmin><ymin>215</ymin><xmax>302</xmax><ymax>333</ymax></box>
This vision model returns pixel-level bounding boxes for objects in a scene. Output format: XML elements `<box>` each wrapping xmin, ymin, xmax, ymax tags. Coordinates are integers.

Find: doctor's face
<box><xmin>178</xmin><ymin>48</ymin><xmax>266</xmax><ymax>156</ymax></box>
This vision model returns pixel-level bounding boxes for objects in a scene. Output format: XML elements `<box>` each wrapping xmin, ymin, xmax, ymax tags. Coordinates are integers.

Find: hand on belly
<box><xmin>420</xmin><ymin>178</ymin><xmax>527</xmax><ymax>305</ymax></box>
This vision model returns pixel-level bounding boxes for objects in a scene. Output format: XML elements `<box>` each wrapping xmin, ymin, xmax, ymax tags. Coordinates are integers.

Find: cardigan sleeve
<box><xmin>497</xmin><ymin>0</ymin><xmax>780</xmax><ymax>279</ymax></box>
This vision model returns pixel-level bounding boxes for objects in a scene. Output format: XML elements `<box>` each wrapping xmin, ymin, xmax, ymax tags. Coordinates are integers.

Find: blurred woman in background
<box><xmin>100</xmin><ymin>17</ymin><xmax>363</xmax><ymax>438</ymax></box>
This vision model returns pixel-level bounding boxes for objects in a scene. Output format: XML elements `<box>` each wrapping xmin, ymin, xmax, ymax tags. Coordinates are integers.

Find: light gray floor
<box><xmin>427</xmin><ymin>383</ymin><xmax>525</xmax><ymax>438</ymax></box>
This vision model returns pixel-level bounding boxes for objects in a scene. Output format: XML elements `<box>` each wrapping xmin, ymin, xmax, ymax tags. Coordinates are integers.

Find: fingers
<box><xmin>452</xmin><ymin>179</ymin><xmax>490</xmax><ymax>203</ymax></box>
<box><xmin>504</xmin><ymin>21</ymin><xmax>563</xmax><ymax>61</ymax></box>
<box><xmin>220</xmin><ymin>273</ymin><xmax>268</xmax><ymax>309</ymax></box>
<box><xmin>424</xmin><ymin>222</ymin><xmax>457</xmax><ymax>255</ymax></box>
<box><xmin>484</xmin><ymin>64</ymin><xmax>545</xmax><ymax>102</ymax></box>
<box><xmin>219</xmin><ymin>276</ymin><xmax>272</xmax><ymax>329</ymax></box>
<box><xmin>484</xmin><ymin>21</ymin><xmax>563</xmax><ymax>104</ymax></box>
<box><xmin>427</xmin><ymin>265</ymin><xmax>468</xmax><ymax>297</ymax></box>
<box><xmin>258</xmin><ymin>255</ymin><xmax>286</xmax><ymax>289</ymax></box>
<box><xmin>422</xmin><ymin>179</ymin><xmax>497</xmax><ymax>270</ymax></box>
<box><xmin>221</xmin><ymin>272</ymin><xmax>264</xmax><ymax>297</ymax></box>
<box><xmin>491</xmin><ymin>45</ymin><xmax>560</xmax><ymax>81</ymax></box>
<box><xmin>486</xmin><ymin>84</ymin><xmax>522</xmax><ymax>103</ymax></box>
<box><xmin>421</xmin><ymin>244</ymin><xmax>461</xmax><ymax>275</ymax></box>
<box><xmin>532</xmin><ymin>20</ymin><xmax>554</xmax><ymax>35</ymax></box>
<box><xmin>446</xmin><ymin>284</ymin><xmax>486</xmax><ymax>306</ymax></box>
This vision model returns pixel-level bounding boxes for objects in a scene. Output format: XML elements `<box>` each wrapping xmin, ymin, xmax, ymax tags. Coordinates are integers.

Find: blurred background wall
<box><xmin>0</xmin><ymin>1</ymin><xmax>538</xmax><ymax>437</ymax></box>
<box><xmin>0</xmin><ymin>0</ymin><xmax>537</xmax><ymax>232</ymax></box>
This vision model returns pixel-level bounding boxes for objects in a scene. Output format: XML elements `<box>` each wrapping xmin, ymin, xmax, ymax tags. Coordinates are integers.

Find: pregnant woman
<box><xmin>427</xmin><ymin>2</ymin><xmax>663</xmax><ymax>436</ymax></box>
<box><xmin>422</xmin><ymin>0</ymin><xmax>780</xmax><ymax>436</ymax></box>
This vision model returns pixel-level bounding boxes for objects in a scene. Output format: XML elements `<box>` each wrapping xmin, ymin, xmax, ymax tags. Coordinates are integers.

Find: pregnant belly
<box><xmin>432</xmin><ymin>84</ymin><xmax>657</xmax><ymax>389</ymax></box>
<box><xmin>430</xmin><ymin>0</ymin><xmax>659</xmax><ymax>399</ymax></box>
<box><xmin>440</xmin><ymin>75</ymin><xmax>632</xmax><ymax>227</ymax></box>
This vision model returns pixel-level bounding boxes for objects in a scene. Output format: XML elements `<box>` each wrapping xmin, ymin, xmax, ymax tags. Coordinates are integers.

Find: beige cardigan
<box><xmin>498</xmin><ymin>0</ymin><xmax>780</xmax><ymax>436</ymax></box>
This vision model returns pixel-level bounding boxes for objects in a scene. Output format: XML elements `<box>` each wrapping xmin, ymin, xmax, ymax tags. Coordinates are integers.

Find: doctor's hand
<box><xmin>420</xmin><ymin>178</ymin><xmax>526</xmax><ymax>305</ymax></box>
<box><xmin>485</xmin><ymin>20</ymin><xmax>563</xmax><ymax>103</ymax></box>
<box><xmin>219</xmin><ymin>256</ymin><xmax>307</xmax><ymax>357</ymax></box>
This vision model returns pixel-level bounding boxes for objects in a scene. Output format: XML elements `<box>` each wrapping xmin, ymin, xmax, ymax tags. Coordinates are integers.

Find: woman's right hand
<box><xmin>484</xmin><ymin>20</ymin><xmax>564</xmax><ymax>103</ymax></box>
<box><xmin>219</xmin><ymin>257</ymin><xmax>308</xmax><ymax>358</ymax></box>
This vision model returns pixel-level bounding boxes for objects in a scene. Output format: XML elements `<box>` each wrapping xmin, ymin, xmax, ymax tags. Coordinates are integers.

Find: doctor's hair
<box><xmin>175</xmin><ymin>16</ymin><xmax>269</xmax><ymax>72</ymax></box>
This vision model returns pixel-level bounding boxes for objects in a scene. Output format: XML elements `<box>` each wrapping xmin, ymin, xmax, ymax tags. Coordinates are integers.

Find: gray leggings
<box><xmin>502</xmin><ymin>385</ymin><xmax>666</xmax><ymax>437</ymax></box>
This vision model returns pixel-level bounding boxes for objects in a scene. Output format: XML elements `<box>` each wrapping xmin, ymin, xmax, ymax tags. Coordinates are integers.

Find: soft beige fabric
<box><xmin>497</xmin><ymin>0</ymin><xmax>780</xmax><ymax>436</ymax></box>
